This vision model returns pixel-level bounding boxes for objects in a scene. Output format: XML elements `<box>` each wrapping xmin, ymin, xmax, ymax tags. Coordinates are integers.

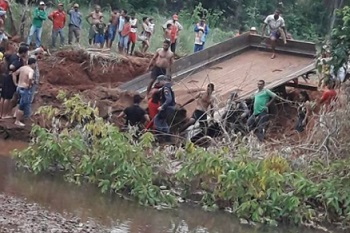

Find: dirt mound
<box><xmin>46</xmin><ymin>49</ymin><xmax>150</xmax><ymax>85</ymax></box>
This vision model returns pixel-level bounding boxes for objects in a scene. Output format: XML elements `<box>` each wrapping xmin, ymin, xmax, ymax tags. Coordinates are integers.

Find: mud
<box><xmin>0</xmin><ymin>194</ymin><xmax>109</xmax><ymax>233</ymax></box>
<box><xmin>0</xmin><ymin>48</ymin><xmax>152</xmax><ymax>141</ymax></box>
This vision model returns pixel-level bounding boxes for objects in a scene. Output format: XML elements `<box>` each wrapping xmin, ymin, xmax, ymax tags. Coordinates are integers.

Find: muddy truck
<box><xmin>120</xmin><ymin>34</ymin><xmax>317</xmax><ymax>142</ymax></box>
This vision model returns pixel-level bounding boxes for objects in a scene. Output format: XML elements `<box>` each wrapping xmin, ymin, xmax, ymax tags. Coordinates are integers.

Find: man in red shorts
<box><xmin>127</xmin><ymin>12</ymin><xmax>137</xmax><ymax>55</ymax></box>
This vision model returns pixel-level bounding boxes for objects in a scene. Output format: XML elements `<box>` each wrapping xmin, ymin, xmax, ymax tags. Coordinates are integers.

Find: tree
<box><xmin>329</xmin><ymin>6</ymin><xmax>350</xmax><ymax>72</ymax></box>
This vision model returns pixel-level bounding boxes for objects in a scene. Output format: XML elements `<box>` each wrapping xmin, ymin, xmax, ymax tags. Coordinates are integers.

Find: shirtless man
<box><xmin>180</xmin><ymin>83</ymin><xmax>215</xmax><ymax>132</ymax></box>
<box><xmin>12</xmin><ymin>57</ymin><xmax>36</xmax><ymax>126</ymax></box>
<box><xmin>86</xmin><ymin>5</ymin><xmax>103</xmax><ymax>45</ymax></box>
<box><xmin>106</xmin><ymin>8</ymin><xmax>119</xmax><ymax>48</ymax></box>
<box><xmin>262</xmin><ymin>9</ymin><xmax>287</xmax><ymax>59</ymax></box>
<box><xmin>147</xmin><ymin>40</ymin><xmax>174</xmax><ymax>95</ymax></box>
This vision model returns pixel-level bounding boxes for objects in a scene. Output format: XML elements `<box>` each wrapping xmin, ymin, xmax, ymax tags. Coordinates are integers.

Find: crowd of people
<box><xmin>0</xmin><ymin>43</ymin><xmax>43</xmax><ymax>127</ymax></box>
<box><xmin>21</xmin><ymin>2</ymin><xmax>211</xmax><ymax>55</ymax></box>
<box><xmin>0</xmin><ymin>2</ymin><xmax>344</xmax><ymax>144</ymax></box>
<box><xmin>114</xmin><ymin>7</ymin><xmax>342</xmax><ymax>143</ymax></box>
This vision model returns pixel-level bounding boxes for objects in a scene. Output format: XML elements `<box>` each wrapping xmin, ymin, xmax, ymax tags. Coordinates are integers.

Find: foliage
<box><xmin>13</xmin><ymin>94</ymin><xmax>350</xmax><ymax>228</ymax></box>
<box><xmin>176</xmin><ymin>144</ymin><xmax>350</xmax><ymax>226</ymax></box>
<box><xmin>13</xmin><ymin>92</ymin><xmax>176</xmax><ymax>207</ymax></box>
<box><xmin>329</xmin><ymin>6</ymin><xmax>350</xmax><ymax>72</ymax></box>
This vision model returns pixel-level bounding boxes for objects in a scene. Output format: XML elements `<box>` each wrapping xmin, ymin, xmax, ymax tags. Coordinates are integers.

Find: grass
<box><xmin>7</xmin><ymin>3</ymin><xmax>233</xmax><ymax>55</ymax></box>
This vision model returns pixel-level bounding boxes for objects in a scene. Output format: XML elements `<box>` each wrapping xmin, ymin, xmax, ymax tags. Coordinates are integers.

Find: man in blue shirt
<box><xmin>153</xmin><ymin>75</ymin><xmax>175</xmax><ymax>142</ymax></box>
<box><xmin>67</xmin><ymin>3</ymin><xmax>82</xmax><ymax>44</ymax></box>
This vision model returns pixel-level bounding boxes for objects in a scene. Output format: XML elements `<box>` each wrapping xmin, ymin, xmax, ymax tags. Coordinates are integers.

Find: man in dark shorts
<box><xmin>117</xmin><ymin>94</ymin><xmax>150</xmax><ymax>130</ymax></box>
<box><xmin>146</xmin><ymin>40</ymin><xmax>174</xmax><ymax>95</ymax></box>
<box><xmin>262</xmin><ymin>9</ymin><xmax>287</xmax><ymax>59</ymax></box>
<box><xmin>180</xmin><ymin>83</ymin><xmax>215</xmax><ymax>133</ymax></box>
<box><xmin>0</xmin><ymin>45</ymin><xmax>28</xmax><ymax>119</ymax></box>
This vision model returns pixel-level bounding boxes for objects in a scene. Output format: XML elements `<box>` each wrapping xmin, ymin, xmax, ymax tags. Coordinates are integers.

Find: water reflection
<box><xmin>0</xmin><ymin>143</ymin><xmax>332</xmax><ymax>233</ymax></box>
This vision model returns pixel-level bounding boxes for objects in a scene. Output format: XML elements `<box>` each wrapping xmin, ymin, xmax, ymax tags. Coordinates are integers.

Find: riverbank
<box><xmin>0</xmin><ymin>154</ymin><xmax>335</xmax><ymax>233</ymax></box>
<box><xmin>11</xmin><ymin>87</ymin><xmax>350</xmax><ymax>231</ymax></box>
<box><xmin>0</xmin><ymin>194</ymin><xmax>110</xmax><ymax>233</ymax></box>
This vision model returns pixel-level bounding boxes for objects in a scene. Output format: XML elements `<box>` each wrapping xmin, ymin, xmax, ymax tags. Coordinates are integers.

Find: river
<box><xmin>0</xmin><ymin>140</ymin><xmax>334</xmax><ymax>233</ymax></box>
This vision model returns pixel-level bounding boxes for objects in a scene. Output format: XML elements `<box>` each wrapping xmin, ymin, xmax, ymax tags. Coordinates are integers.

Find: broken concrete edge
<box><xmin>185</xmin><ymin>63</ymin><xmax>316</xmax><ymax>139</ymax></box>
<box><xmin>119</xmin><ymin>34</ymin><xmax>316</xmax><ymax>93</ymax></box>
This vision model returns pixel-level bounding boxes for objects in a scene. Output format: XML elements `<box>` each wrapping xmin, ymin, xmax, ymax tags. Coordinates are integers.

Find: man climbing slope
<box><xmin>146</xmin><ymin>40</ymin><xmax>174</xmax><ymax>95</ymax></box>
<box><xmin>262</xmin><ymin>9</ymin><xmax>287</xmax><ymax>59</ymax></box>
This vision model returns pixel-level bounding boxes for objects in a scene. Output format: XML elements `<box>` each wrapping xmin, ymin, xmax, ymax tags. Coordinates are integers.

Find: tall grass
<box><xmin>7</xmin><ymin>3</ymin><xmax>233</xmax><ymax>55</ymax></box>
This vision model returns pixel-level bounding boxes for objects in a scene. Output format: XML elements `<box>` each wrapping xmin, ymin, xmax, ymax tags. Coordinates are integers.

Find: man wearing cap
<box><xmin>162</xmin><ymin>14</ymin><xmax>183</xmax><ymax>53</ymax></box>
<box><xmin>250</xmin><ymin>27</ymin><xmax>257</xmax><ymax>35</ymax></box>
<box><xmin>193</xmin><ymin>18</ymin><xmax>209</xmax><ymax>53</ymax></box>
<box><xmin>147</xmin><ymin>39</ymin><xmax>174</xmax><ymax>94</ymax></box>
<box><xmin>262</xmin><ymin>9</ymin><xmax>287</xmax><ymax>59</ymax></box>
<box><xmin>153</xmin><ymin>75</ymin><xmax>175</xmax><ymax>142</ymax></box>
<box><xmin>27</xmin><ymin>1</ymin><xmax>47</xmax><ymax>48</ymax></box>
<box><xmin>86</xmin><ymin>5</ymin><xmax>103</xmax><ymax>46</ymax></box>
<box><xmin>48</xmin><ymin>3</ymin><xmax>66</xmax><ymax>48</ymax></box>
<box><xmin>67</xmin><ymin>3</ymin><xmax>82</xmax><ymax>44</ymax></box>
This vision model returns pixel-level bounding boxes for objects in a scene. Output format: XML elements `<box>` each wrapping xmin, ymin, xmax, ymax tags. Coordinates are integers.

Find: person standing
<box><xmin>29</xmin><ymin>47</ymin><xmax>43</xmax><ymax>103</ymax></box>
<box><xmin>86</xmin><ymin>5</ymin><xmax>103</xmax><ymax>46</ymax></box>
<box><xmin>106</xmin><ymin>8</ymin><xmax>119</xmax><ymax>48</ymax></box>
<box><xmin>12</xmin><ymin>58</ymin><xmax>36</xmax><ymax>126</ymax></box>
<box><xmin>261</xmin><ymin>9</ymin><xmax>287</xmax><ymax>59</ymax></box>
<box><xmin>119</xmin><ymin>16</ymin><xmax>130</xmax><ymax>54</ymax></box>
<box><xmin>140</xmin><ymin>17</ymin><xmax>151</xmax><ymax>53</ymax></box>
<box><xmin>163</xmin><ymin>14</ymin><xmax>183</xmax><ymax>53</ymax></box>
<box><xmin>67</xmin><ymin>3</ymin><xmax>82</xmax><ymax>44</ymax></box>
<box><xmin>93</xmin><ymin>21</ymin><xmax>106</xmax><ymax>48</ymax></box>
<box><xmin>48</xmin><ymin>3</ymin><xmax>66</xmax><ymax>48</ymax></box>
<box><xmin>194</xmin><ymin>18</ymin><xmax>209</xmax><ymax>53</ymax></box>
<box><xmin>127</xmin><ymin>12</ymin><xmax>137</xmax><ymax>55</ymax></box>
<box><xmin>146</xmin><ymin>40</ymin><xmax>174</xmax><ymax>94</ymax></box>
<box><xmin>27</xmin><ymin>1</ymin><xmax>47</xmax><ymax>48</ymax></box>
<box><xmin>117</xmin><ymin>9</ymin><xmax>127</xmax><ymax>53</ymax></box>
<box><xmin>153</xmin><ymin>75</ymin><xmax>176</xmax><ymax>142</ymax></box>
<box><xmin>247</xmin><ymin>80</ymin><xmax>277</xmax><ymax>142</ymax></box>
<box><xmin>0</xmin><ymin>45</ymin><xmax>28</xmax><ymax>119</ymax></box>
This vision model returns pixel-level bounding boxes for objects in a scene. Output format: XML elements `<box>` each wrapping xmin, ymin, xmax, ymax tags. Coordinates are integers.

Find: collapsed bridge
<box><xmin>120</xmin><ymin>33</ymin><xmax>316</xmax><ymax>115</ymax></box>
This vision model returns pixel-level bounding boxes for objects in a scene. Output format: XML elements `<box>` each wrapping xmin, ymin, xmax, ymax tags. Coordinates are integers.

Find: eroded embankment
<box><xmin>0</xmin><ymin>48</ymin><xmax>152</xmax><ymax>140</ymax></box>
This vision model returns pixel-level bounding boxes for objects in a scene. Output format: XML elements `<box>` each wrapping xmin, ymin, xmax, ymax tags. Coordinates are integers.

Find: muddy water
<box><xmin>0</xmin><ymin>141</ymin><xmax>331</xmax><ymax>233</ymax></box>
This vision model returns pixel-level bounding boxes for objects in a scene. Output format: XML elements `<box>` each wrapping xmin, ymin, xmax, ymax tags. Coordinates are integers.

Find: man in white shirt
<box><xmin>262</xmin><ymin>9</ymin><xmax>287</xmax><ymax>59</ymax></box>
